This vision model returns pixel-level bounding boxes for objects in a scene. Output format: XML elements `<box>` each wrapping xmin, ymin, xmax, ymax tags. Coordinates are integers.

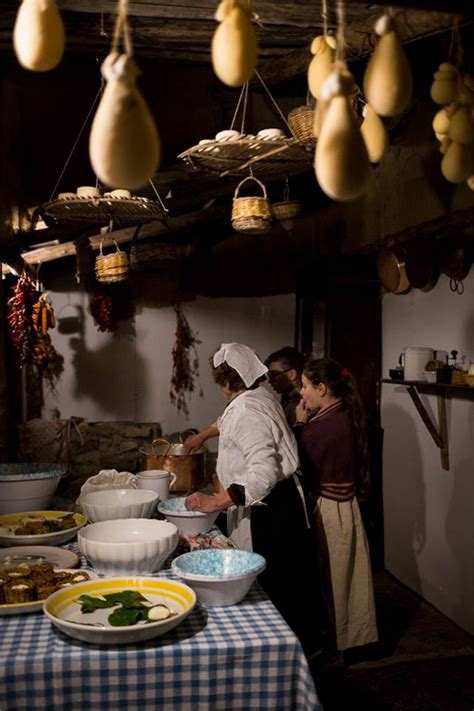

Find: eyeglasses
<box><xmin>267</xmin><ymin>368</ymin><xmax>291</xmax><ymax>379</ymax></box>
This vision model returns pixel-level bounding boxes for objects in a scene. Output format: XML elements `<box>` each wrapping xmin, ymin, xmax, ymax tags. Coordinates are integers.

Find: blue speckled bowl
<box><xmin>171</xmin><ymin>549</ymin><xmax>266</xmax><ymax>606</ymax></box>
<box><xmin>157</xmin><ymin>497</ymin><xmax>219</xmax><ymax>536</ymax></box>
<box><xmin>0</xmin><ymin>464</ymin><xmax>64</xmax><ymax>515</ymax></box>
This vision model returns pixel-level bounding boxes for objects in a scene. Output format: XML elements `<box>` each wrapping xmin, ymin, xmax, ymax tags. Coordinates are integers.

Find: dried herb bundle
<box><xmin>169</xmin><ymin>303</ymin><xmax>202</xmax><ymax>416</ymax></box>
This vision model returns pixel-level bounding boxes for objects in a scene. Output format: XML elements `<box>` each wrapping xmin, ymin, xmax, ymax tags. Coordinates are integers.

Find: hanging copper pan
<box><xmin>377</xmin><ymin>245</ymin><xmax>411</xmax><ymax>294</ymax></box>
<box><xmin>405</xmin><ymin>239</ymin><xmax>439</xmax><ymax>292</ymax></box>
<box><xmin>436</xmin><ymin>230</ymin><xmax>472</xmax><ymax>294</ymax></box>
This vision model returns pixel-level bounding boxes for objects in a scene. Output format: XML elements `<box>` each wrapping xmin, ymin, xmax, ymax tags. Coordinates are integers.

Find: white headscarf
<box><xmin>213</xmin><ymin>343</ymin><xmax>268</xmax><ymax>388</ymax></box>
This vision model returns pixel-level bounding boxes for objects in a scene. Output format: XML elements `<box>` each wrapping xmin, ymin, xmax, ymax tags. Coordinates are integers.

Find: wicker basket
<box><xmin>130</xmin><ymin>241</ymin><xmax>178</xmax><ymax>271</ymax></box>
<box><xmin>271</xmin><ymin>200</ymin><xmax>301</xmax><ymax>232</ymax></box>
<box><xmin>287</xmin><ymin>106</ymin><xmax>315</xmax><ymax>146</ymax></box>
<box><xmin>231</xmin><ymin>176</ymin><xmax>272</xmax><ymax>234</ymax></box>
<box><xmin>95</xmin><ymin>238</ymin><xmax>129</xmax><ymax>284</ymax></box>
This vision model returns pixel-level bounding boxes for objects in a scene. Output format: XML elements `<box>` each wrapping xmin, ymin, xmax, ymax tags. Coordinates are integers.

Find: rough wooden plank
<box><xmin>437</xmin><ymin>393</ymin><xmax>450</xmax><ymax>471</ymax></box>
<box><xmin>406</xmin><ymin>386</ymin><xmax>444</xmax><ymax>448</ymax></box>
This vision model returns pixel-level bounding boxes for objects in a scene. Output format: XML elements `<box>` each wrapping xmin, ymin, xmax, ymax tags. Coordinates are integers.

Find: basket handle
<box><xmin>151</xmin><ymin>437</ymin><xmax>172</xmax><ymax>456</ymax></box>
<box><xmin>99</xmin><ymin>237</ymin><xmax>122</xmax><ymax>257</ymax></box>
<box><xmin>234</xmin><ymin>176</ymin><xmax>268</xmax><ymax>200</ymax></box>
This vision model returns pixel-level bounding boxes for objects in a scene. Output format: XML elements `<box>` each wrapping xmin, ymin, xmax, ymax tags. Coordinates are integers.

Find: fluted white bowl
<box><xmin>78</xmin><ymin>518</ymin><xmax>178</xmax><ymax>575</ymax></box>
<box><xmin>79</xmin><ymin>488</ymin><xmax>159</xmax><ymax>523</ymax></box>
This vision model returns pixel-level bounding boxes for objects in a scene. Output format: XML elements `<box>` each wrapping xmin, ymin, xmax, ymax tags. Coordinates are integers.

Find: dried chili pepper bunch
<box><xmin>89</xmin><ymin>292</ymin><xmax>115</xmax><ymax>332</ymax></box>
<box><xmin>169</xmin><ymin>303</ymin><xmax>203</xmax><ymax>416</ymax></box>
<box><xmin>7</xmin><ymin>272</ymin><xmax>38</xmax><ymax>364</ymax></box>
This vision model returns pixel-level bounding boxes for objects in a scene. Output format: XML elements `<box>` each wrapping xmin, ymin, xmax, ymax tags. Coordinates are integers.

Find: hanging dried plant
<box><xmin>169</xmin><ymin>303</ymin><xmax>203</xmax><ymax>417</ymax></box>
<box><xmin>31</xmin><ymin>333</ymin><xmax>64</xmax><ymax>392</ymax></box>
<box><xmin>89</xmin><ymin>292</ymin><xmax>115</xmax><ymax>332</ymax></box>
<box><xmin>7</xmin><ymin>272</ymin><xmax>38</xmax><ymax>365</ymax></box>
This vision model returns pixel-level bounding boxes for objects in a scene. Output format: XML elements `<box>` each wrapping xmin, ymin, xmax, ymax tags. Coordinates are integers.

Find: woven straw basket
<box><xmin>95</xmin><ymin>238</ymin><xmax>129</xmax><ymax>284</ymax></box>
<box><xmin>231</xmin><ymin>176</ymin><xmax>272</xmax><ymax>234</ymax></box>
<box><xmin>130</xmin><ymin>241</ymin><xmax>177</xmax><ymax>271</ymax></box>
<box><xmin>271</xmin><ymin>200</ymin><xmax>301</xmax><ymax>232</ymax></box>
<box><xmin>287</xmin><ymin>106</ymin><xmax>315</xmax><ymax>146</ymax></box>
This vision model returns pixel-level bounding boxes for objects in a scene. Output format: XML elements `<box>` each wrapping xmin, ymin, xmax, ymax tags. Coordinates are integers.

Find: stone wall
<box><xmin>17</xmin><ymin>418</ymin><xmax>162</xmax><ymax>500</ymax></box>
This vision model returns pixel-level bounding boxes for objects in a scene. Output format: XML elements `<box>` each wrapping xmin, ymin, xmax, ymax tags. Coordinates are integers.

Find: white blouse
<box><xmin>216</xmin><ymin>386</ymin><xmax>299</xmax><ymax>506</ymax></box>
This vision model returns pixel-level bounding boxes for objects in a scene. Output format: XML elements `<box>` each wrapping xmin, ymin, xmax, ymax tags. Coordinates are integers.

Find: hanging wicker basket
<box><xmin>231</xmin><ymin>176</ymin><xmax>272</xmax><ymax>234</ymax></box>
<box><xmin>95</xmin><ymin>238</ymin><xmax>130</xmax><ymax>284</ymax></box>
<box><xmin>130</xmin><ymin>241</ymin><xmax>178</xmax><ymax>271</ymax></box>
<box><xmin>287</xmin><ymin>106</ymin><xmax>315</xmax><ymax>146</ymax></box>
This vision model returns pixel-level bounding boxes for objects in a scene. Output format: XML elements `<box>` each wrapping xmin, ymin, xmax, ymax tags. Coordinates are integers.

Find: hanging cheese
<box><xmin>432</xmin><ymin>108</ymin><xmax>450</xmax><ymax>136</ymax></box>
<box><xmin>363</xmin><ymin>15</ymin><xmax>413</xmax><ymax>117</ymax></box>
<box><xmin>13</xmin><ymin>0</ymin><xmax>65</xmax><ymax>72</ymax></box>
<box><xmin>212</xmin><ymin>0</ymin><xmax>257</xmax><ymax>87</ymax></box>
<box><xmin>448</xmin><ymin>105</ymin><xmax>474</xmax><ymax>144</ymax></box>
<box><xmin>89</xmin><ymin>53</ymin><xmax>160</xmax><ymax>190</ymax></box>
<box><xmin>441</xmin><ymin>141</ymin><xmax>473</xmax><ymax>183</ymax></box>
<box><xmin>308</xmin><ymin>35</ymin><xmax>336</xmax><ymax>100</ymax></box>
<box><xmin>467</xmin><ymin>174</ymin><xmax>474</xmax><ymax>191</ymax></box>
<box><xmin>360</xmin><ymin>104</ymin><xmax>388</xmax><ymax>163</ymax></box>
<box><xmin>430</xmin><ymin>63</ymin><xmax>458</xmax><ymax>106</ymax></box>
<box><xmin>314</xmin><ymin>69</ymin><xmax>371</xmax><ymax>201</ymax></box>
<box><xmin>439</xmin><ymin>136</ymin><xmax>451</xmax><ymax>154</ymax></box>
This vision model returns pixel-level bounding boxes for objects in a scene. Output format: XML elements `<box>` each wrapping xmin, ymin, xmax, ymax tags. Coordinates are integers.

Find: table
<box><xmin>0</xmin><ymin>543</ymin><xmax>321</xmax><ymax>711</ymax></box>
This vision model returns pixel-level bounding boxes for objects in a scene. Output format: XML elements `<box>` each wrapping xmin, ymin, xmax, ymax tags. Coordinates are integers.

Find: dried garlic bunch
<box><xmin>363</xmin><ymin>14</ymin><xmax>413</xmax><ymax>118</ymax></box>
<box><xmin>89</xmin><ymin>53</ymin><xmax>160</xmax><ymax>190</ymax></box>
<box><xmin>314</xmin><ymin>66</ymin><xmax>371</xmax><ymax>201</ymax></box>
<box><xmin>212</xmin><ymin>0</ymin><xmax>257</xmax><ymax>86</ymax></box>
<box><xmin>13</xmin><ymin>0</ymin><xmax>65</xmax><ymax>71</ymax></box>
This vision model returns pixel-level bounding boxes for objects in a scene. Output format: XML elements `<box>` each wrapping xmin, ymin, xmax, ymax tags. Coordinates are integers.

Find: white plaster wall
<box><xmin>381</xmin><ymin>272</ymin><xmax>474</xmax><ymax>633</ymax></box>
<box><xmin>44</xmin><ymin>290</ymin><xmax>295</xmax><ymax>448</ymax></box>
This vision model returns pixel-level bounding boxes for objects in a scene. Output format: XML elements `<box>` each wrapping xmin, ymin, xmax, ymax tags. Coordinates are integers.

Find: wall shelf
<box><xmin>381</xmin><ymin>379</ymin><xmax>474</xmax><ymax>471</ymax></box>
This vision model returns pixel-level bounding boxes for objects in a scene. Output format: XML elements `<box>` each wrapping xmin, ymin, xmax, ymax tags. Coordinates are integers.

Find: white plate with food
<box><xmin>44</xmin><ymin>576</ymin><xmax>196</xmax><ymax>644</ymax></box>
<box><xmin>0</xmin><ymin>562</ymin><xmax>97</xmax><ymax>616</ymax></box>
<box><xmin>0</xmin><ymin>545</ymin><xmax>80</xmax><ymax>569</ymax></box>
<box><xmin>0</xmin><ymin>511</ymin><xmax>87</xmax><ymax>546</ymax></box>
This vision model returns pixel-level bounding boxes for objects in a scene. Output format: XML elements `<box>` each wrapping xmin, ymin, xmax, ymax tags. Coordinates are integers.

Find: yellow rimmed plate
<box><xmin>43</xmin><ymin>577</ymin><xmax>197</xmax><ymax>644</ymax></box>
<box><xmin>0</xmin><ymin>569</ymin><xmax>98</xmax><ymax>616</ymax></box>
<box><xmin>0</xmin><ymin>511</ymin><xmax>87</xmax><ymax>546</ymax></box>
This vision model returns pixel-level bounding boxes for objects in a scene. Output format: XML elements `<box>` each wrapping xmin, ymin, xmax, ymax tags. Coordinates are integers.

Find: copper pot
<box><xmin>139</xmin><ymin>437</ymin><xmax>208</xmax><ymax>493</ymax></box>
<box><xmin>377</xmin><ymin>245</ymin><xmax>411</xmax><ymax>294</ymax></box>
<box><xmin>405</xmin><ymin>239</ymin><xmax>439</xmax><ymax>292</ymax></box>
<box><xmin>436</xmin><ymin>230</ymin><xmax>472</xmax><ymax>292</ymax></box>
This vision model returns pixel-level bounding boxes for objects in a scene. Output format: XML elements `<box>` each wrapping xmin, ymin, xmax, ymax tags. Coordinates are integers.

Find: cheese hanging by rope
<box><xmin>441</xmin><ymin>141</ymin><xmax>473</xmax><ymax>183</ymax></box>
<box><xmin>89</xmin><ymin>53</ymin><xmax>160</xmax><ymax>190</ymax></box>
<box><xmin>360</xmin><ymin>104</ymin><xmax>388</xmax><ymax>163</ymax></box>
<box><xmin>314</xmin><ymin>69</ymin><xmax>371</xmax><ymax>201</ymax></box>
<box><xmin>212</xmin><ymin>0</ymin><xmax>257</xmax><ymax>87</ymax></box>
<box><xmin>13</xmin><ymin>0</ymin><xmax>65</xmax><ymax>72</ymax></box>
<box><xmin>308</xmin><ymin>35</ymin><xmax>336</xmax><ymax>100</ymax></box>
<box><xmin>363</xmin><ymin>14</ymin><xmax>413</xmax><ymax>117</ymax></box>
<box><xmin>430</xmin><ymin>63</ymin><xmax>459</xmax><ymax>106</ymax></box>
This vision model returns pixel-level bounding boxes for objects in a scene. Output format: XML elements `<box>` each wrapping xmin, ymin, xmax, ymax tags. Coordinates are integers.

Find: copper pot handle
<box><xmin>151</xmin><ymin>437</ymin><xmax>172</xmax><ymax>457</ymax></box>
<box><xmin>178</xmin><ymin>429</ymin><xmax>198</xmax><ymax>443</ymax></box>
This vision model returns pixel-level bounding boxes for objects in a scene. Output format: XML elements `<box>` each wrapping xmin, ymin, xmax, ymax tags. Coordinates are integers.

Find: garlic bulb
<box><xmin>89</xmin><ymin>53</ymin><xmax>160</xmax><ymax>190</ymax></box>
<box><xmin>308</xmin><ymin>35</ymin><xmax>336</xmax><ymax>100</ymax></box>
<box><xmin>212</xmin><ymin>0</ymin><xmax>257</xmax><ymax>87</ymax></box>
<box><xmin>430</xmin><ymin>63</ymin><xmax>459</xmax><ymax>106</ymax></box>
<box><xmin>13</xmin><ymin>0</ymin><xmax>65</xmax><ymax>72</ymax></box>
<box><xmin>363</xmin><ymin>14</ymin><xmax>413</xmax><ymax>117</ymax></box>
<box><xmin>360</xmin><ymin>104</ymin><xmax>388</xmax><ymax>163</ymax></box>
<box><xmin>315</xmin><ymin>69</ymin><xmax>371</xmax><ymax>201</ymax></box>
<box><xmin>441</xmin><ymin>141</ymin><xmax>473</xmax><ymax>183</ymax></box>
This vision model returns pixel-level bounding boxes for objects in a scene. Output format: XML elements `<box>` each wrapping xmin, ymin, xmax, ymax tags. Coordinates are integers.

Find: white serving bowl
<box><xmin>0</xmin><ymin>464</ymin><xmax>64</xmax><ymax>515</ymax></box>
<box><xmin>78</xmin><ymin>519</ymin><xmax>178</xmax><ymax>575</ymax></box>
<box><xmin>79</xmin><ymin>488</ymin><xmax>159</xmax><ymax>523</ymax></box>
<box><xmin>171</xmin><ymin>549</ymin><xmax>266</xmax><ymax>606</ymax></box>
<box><xmin>157</xmin><ymin>497</ymin><xmax>219</xmax><ymax>536</ymax></box>
<box><xmin>43</xmin><ymin>576</ymin><xmax>196</xmax><ymax>645</ymax></box>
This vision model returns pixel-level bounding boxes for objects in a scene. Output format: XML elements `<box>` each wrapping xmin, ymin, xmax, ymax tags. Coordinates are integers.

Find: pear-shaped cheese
<box><xmin>439</xmin><ymin>136</ymin><xmax>451</xmax><ymax>154</ymax></box>
<box><xmin>360</xmin><ymin>104</ymin><xmax>388</xmax><ymax>163</ymax></box>
<box><xmin>430</xmin><ymin>63</ymin><xmax>458</xmax><ymax>106</ymax></box>
<box><xmin>448</xmin><ymin>106</ymin><xmax>474</xmax><ymax>144</ymax></box>
<box><xmin>89</xmin><ymin>54</ymin><xmax>160</xmax><ymax>190</ymax></box>
<box><xmin>467</xmin><ymin>174</ymin><xmax>474</xmax><ymax>190</ymax></box>
<box><xmin>308</xmin><ymin>36</ymin><xmax>336</xmax><ymax>100</ymax></box>
<box><xmin>441</xmin><ymin>141</ymin><xmax>473</xmax><ymax>183</ymax></box>
<box><xmin>212</xmin><ymin>4</ymin><xmax>257</xmax><ymax>87</ymax></box>
<box><xmin>13</xmin><ymin>0</ymin><xmax>65</xmax><ymax>72</ymax></box>
<box><xmin>315</xmin><ymin>95</ymin><xmax>371</xmax><ymax>201</ymax></box>
<box><xmin>432</xmin><ymin>108</ymin><xmax>450</xmax><ymax>135</ymax></box>
<box><xmin>363</xmin><ymin>18</ymin><xmax>413</xmax><ymax>117</ymax></box>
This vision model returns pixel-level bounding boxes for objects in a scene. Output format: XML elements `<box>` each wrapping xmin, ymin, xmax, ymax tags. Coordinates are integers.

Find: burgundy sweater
<box><xmin>295</xmin><ymin>401</ymin><xmax>356</xmax><ymax>502</ymax></box>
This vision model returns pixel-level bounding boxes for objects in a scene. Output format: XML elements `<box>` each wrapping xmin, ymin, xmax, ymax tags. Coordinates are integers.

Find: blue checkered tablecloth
<box><xmin>0</xmin><ymin>544</ymin><xmax>322</xmax><ymax>711</ymax></box>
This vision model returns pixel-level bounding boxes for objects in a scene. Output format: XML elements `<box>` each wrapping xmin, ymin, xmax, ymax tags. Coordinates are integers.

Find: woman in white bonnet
<box><xmin>186</xmin><ymin>343</ymin><xmax>319</xmax><ymax>654</ymax></box>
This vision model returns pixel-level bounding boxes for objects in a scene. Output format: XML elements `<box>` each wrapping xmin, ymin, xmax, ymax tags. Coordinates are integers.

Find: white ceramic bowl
<box><xmin>0</xmin><ymin>511</ymin><xmax>87</xmax><ymax>546</ymax></box>
<box><xmin>43</xmin><ymin>576</ymin><xmax>196</xmax><ymax>645</ymax></box>
<box><xmin>423</xmin><ymin>371</ymin><xmax>437</xmax><ymax>383</ymax></box>
<box><xmin>171</xmin><ymin>549</ymin><xmax>266</xmax><ymax>606</ymax></box>
<box><xmin>79</xmin><ymin>488</ymin><xmax>159</xmax><ymax>523</ymax></box>
<box><xmin>0</xmin><ymin>464</ymin><xmax>64</xmax><ymax>515</ymax></box>
<box><xmin>78</xmin><ymin>519</ymin><xmax>178</xmax><ymax>575</ymax></box>
<box><xmin>157</xmin><ymin>497</ymin><xmax>219</xmax><ymax>536</ymax></box>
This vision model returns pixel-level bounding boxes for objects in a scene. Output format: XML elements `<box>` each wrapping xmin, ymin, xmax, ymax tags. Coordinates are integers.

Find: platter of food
<box><xmin>0</xmin><ymin>511</ymin><xmax>87</xmax><ymax>546</ymax></box>
<box><xmin>0</xmin><ymin>558</ymin><xmax>96</xmax><ymax>616</ymax></box>
<box><xmin>0</xmin><ymin>546</ymin><xmax>80</xmax><ymax>569</ymax></box>
<box><xmin>43</xmin><ymin>577</ymin><xmax>197</xmax><ymax>644</ymax></box>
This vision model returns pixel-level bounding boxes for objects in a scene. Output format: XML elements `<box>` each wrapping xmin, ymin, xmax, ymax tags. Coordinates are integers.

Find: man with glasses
<box><xmin>265</xmin><ymin>346</ymin><xmax>305</xmax><ymax>427</ymax></box>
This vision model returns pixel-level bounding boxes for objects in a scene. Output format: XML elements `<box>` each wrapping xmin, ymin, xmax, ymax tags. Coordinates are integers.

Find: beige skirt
<box><xmin>315</xmin><ymin>496</ymin><xmax>378</xmax><ymax>651</ymax></box>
